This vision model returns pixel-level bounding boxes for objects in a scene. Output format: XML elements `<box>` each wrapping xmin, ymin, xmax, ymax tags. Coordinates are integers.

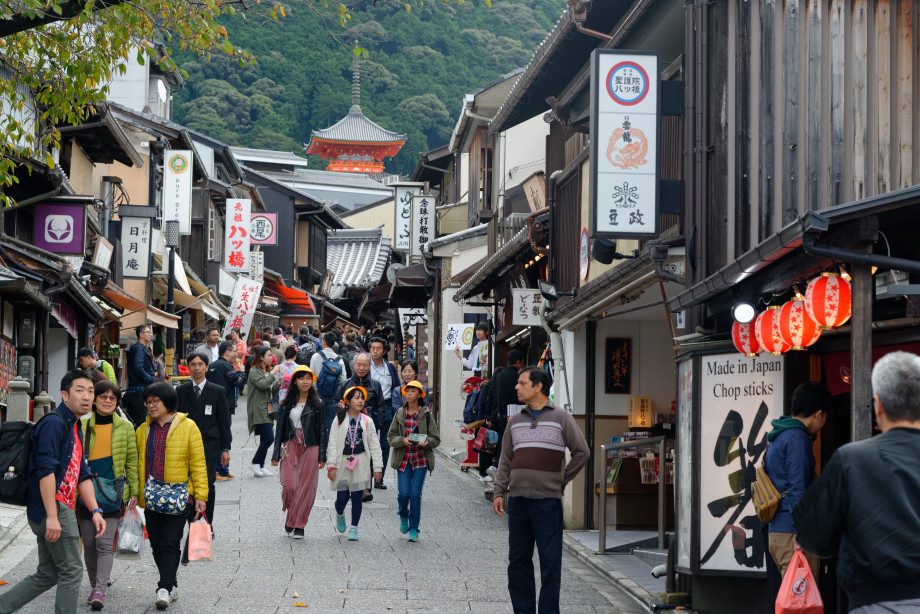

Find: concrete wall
<box><xmin>67</xmin><ymin>142</ymin><xmax>95</xmax><ymax>196</ymax></box>
<box><xmin>107</xmin><ymin>61</ymin><xmax>149</xmax><ymax>114</ymax></box>
<box><xmin>340</xmin><ymin>200</ymin><xmax>395</xmax><ymax>240</ymax></box>
<box><xmin>502</xmin><ymin>115</ymin><xmax>550</xmax><ymax>192</ymax></box>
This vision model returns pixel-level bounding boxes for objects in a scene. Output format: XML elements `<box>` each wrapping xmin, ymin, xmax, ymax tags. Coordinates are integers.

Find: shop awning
<box><xmin>264</xmin><ymin>281</ymin><xmax>316</xmax><ymax>314</ymax></box>
<box><xmin>391</xmin><ymin>263</ymin><xmax>433</xmax><ymax>307</ymax></box>
<box><xmin>102</xmin><ymin>283</ymin><xmax>146</xmax><ymax>313</ymax></box>
<box><xmin>145</xmin><ymin>305</ymin><xmax>180</xmax><ymax>329</ymax></box>
<box><xmin>152</xmin><ymin>279</ymin><xmax>226</xmax><ymax>320</ymax></box>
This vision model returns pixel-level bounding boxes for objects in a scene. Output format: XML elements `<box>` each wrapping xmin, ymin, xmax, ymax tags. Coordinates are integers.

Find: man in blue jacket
<box><xmin>124</xmin><ymin>324</ymin><xmax>155</xmax><ymax>428</ymax></box>
<box><xmin>764</xmin><ymin>381</ymin><xmax>831</xmax><ymax>578</ymax></box>
<box><xmin>0</xmin><ymin>370</ymin><xmax>106</xmax><ymax>614</ymax></box>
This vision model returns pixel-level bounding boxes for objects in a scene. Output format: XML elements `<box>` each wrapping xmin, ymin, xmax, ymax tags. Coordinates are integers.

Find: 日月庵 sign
<box><xmin>120</xmin><ymin>217</ymin><xmax>151</xmax><ymax>278</ymax></box>
<box><xmin>163</xmin><ymin>150</ymin><xmax>193</xmax><ymax>235</ymax></box>
<box><xmin>589</xmin><ymin>50</ymin><xmax>660</xmax><ymax>239</ymax></box>
<box><xmin>224</xmin><ymin>199</ymin><xmax>251</xmax><ymax>271</ymax></box>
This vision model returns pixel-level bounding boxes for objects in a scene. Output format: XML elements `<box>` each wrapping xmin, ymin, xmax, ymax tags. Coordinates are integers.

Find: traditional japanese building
<box><xmin>304</xmin><ymin>58</ymin><xmax>406</xmax><ymax>175</ymax></box>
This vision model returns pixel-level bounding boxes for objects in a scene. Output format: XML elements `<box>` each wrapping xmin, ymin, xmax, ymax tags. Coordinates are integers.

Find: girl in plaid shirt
<box><xmin>387</xmin><ymin>380</ymin><xmax>440</xmax><ymax>542</ymax></box>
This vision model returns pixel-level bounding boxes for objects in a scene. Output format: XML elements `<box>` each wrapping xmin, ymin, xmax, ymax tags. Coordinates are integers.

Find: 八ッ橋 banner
<box><xmin>589</xmin><ymin>50</ymin><xmax>659</xmax><ymax>239</ymax></box>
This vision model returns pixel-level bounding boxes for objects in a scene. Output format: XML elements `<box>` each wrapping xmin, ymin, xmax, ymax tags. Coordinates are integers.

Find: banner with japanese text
<box><xmin>393</xmin><ymin>185</ymin><xmax>421</xmax><ymax>251</ymax></box>
<box><xmin>410</xmin><ymin>194</ymin><xmax>433</xmax><ymax>259</ymax></box>
<box><xmin>163</xmin><ymin>150</ymin><xmax>193</xmax><ymax>235</ymax></box>
<box><xmin>224</xmin><ymin>199</ymin><xmax>251</xmax><ymax>271</ymax></box>
<box><xmin>221</xmin><ymin>277</ymin><xmax>263</xmax><ymax>339</ymax></box>
<box><xmin>120</xmin><ymin>217</ymin><xmax>151</xmax><ymax>278</ymax></box>
<box><xmin>511</xmin><ymin>289</ymin><xmax>544</xmax><ymax>326</ymax></box>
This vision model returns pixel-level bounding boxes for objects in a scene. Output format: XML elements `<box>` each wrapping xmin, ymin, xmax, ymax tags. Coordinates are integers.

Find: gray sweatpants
<box><xmin>851</xmin><ymin>600</ymin><xmax>920</xmax><ymax>614</ymax></box>
<box><xmin>0</xmin><ymin>501</ymin><xmax>84</xmax><ymax>614</ymax></box>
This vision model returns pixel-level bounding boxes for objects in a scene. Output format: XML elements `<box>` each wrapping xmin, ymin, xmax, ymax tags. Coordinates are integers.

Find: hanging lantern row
<box><xmin>731</xmin><ymin>272</ymin><xmax>852</xmax><ymax>356</ymax></box>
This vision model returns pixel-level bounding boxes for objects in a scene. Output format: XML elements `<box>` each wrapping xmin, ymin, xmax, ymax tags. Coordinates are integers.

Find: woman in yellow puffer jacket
<box><xmin>135</xmin><ymin>382</ymin><xmax>208</xmax><ymax>610</ymax></box>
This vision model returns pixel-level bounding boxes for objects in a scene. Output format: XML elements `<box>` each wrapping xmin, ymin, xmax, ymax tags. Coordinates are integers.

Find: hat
<box><xmin>475</xmin><ymin>321</ymin><xmax>490</xmax><ymax>332</ymax></box>
<box><xmin>343</xmin><ymin>386</ymin><xmax>367</xmax><ymax>401</ymax></box>
<box><xmin>290</xmin><ymin>365</ymin><xmax>316</xmax><ymax>383</ymax></box>
<box><xmin>401</xmin><ymin>380</ymin><xmax>426</xmax><ymax>398</ymax></box>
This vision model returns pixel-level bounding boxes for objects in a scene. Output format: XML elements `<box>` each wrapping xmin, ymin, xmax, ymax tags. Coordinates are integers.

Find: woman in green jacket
<box><xmin>79</xmin><ymin>379</ymin><xmax>140</xmax><ymax>610</ymax></box>
<box><xmin>247</xmin><ymin>345</ymin><xmax>281</xmax><ymax>477</ymax></box>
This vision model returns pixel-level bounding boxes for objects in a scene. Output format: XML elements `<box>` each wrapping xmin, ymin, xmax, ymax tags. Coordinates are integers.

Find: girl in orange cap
<box><xmin>387</xmin><ymin>380</ymin><xmax>440</xmax><ymax>542</ymax></box>
<box><xmin>271</xmin><ymin>366</ymin><xmax>327</xmax><ymax>539</ymax></box>
<box><xmin>326</xmin><ymin>386</ymin><xmax>383</xmax><ymax>541</ymax></box>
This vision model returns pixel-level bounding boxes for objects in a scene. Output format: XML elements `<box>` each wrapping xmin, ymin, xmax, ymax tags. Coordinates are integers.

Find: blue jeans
<box><xmin>334</xmin><ymin>490</ymin><xmax>363</xmax><ymax>526</ymax></box>
<box><xmin>251</xmin><ymin>422</ymin><xmax>274</xmax><ymax>467</ymax></box>
<box><xmin>506</xmin><ymin>497</ymin><xmax>563</xmax><ymax>614</ymax></box>
<box><xmin>396</xmin><ymin>463</ymin><xmax>427</xmax><ymax>531</ymax></box>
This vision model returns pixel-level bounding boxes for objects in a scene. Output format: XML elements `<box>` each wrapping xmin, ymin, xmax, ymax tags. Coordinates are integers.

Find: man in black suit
<box><xmin>178</xmin><ymin>351</ymin><xmax>231</xmax><ymax>564</ymax></box>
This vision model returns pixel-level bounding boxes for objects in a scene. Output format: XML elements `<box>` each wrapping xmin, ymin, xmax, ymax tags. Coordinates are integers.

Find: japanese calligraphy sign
<box><xmin>393</xmin><ymin>184</ymin><xmax>422</xmax><ymax>251</ymax></box>
<box><xmin>163</xmin><ymin>150</ymin><xmax>193</xmax><ymax>235</ymax></box>
<box><xmin>250</xmin><ymin>213</ymin><xmax>277</xmax><ymax>245</ymax></box>
<box><xmin>443</xmin><ymin>323</ymin><xmax>474</xmax><ymax>351</ymax></box>
<box><xmin>120</xmin><ymin>217</ymin><xmax>151</xmax><ymax>278</ymax></box>
<box><xmin>604</xmin><ymin>338</ymin><xmax>631</xmax><ymax>394</ymax></box>
<box><xmin>699</xmin><ymin>353</ymin><xmax>783</xmax><ymax>574</ymax></box>
<box><xmin>34</xmin><ymin>204</ymin><xmax>85</xmax><ymax>254</ymax></box>
<box><xmin>511</xmin><ymin>289</ymin><xmax>544</xmax><ymax>326</ymax></box>
<box><xmin>224</xmin><ymin>199</ymin><xmax>251</xmax><ymax>272</ymax></box>
<box><xmin>249</xmin><ymin>250</ymin><xmax>264</xmax><ymax>283</ymax></box>
<box><xmin>410</xmin><ymin>194</ymin><xmax>432</xmax><ymax>259</ymax></box>
<box><xmin>221</xmin><ymin>277</ymin><xmax>263</xmax><ymax>340</ymax></box>
<box><xmin>590</xmin><ymin>50</ymin><xmax>660</xmax><ymax>239</ymax></box>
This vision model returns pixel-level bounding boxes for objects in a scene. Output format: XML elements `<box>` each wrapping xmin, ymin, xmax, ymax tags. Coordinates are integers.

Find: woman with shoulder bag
<box><xmin>387</xmin><ymin>380</ymin><xmax>440</xmax><ymax>542</ymax></box>
<box><xmin>271</xmin><ymin>366</ymin><xmax>327</xmax><ymax>539</ymax></box>
<box><xmin>78</xmin><ymin>380</ymin><xmax>140</xmax><ymax>610</ymax></box>
<box><xmin>136</xmin><ymin>382</ymin><xmax>208</xmax><ymax>610</ymax></box>
<box><xmin>247</xmin><ymin>345</ymin><xmax>281</xmax><ymax>477</ymax></box>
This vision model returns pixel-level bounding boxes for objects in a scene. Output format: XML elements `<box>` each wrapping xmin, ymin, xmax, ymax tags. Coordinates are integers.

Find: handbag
<box><xmin>143</xmin><ymin>426</ymin><xmax>189</xmax><ymax>515</ymax></box>
<box><xmin>83</xmin><ymin>421</ymin><xmax>124</xmax><ymax>514</ymax></box>
<box><xmin>752</xmin><ymin>462</ymin><xmax>783</xmax><ymax>523</ymax></box>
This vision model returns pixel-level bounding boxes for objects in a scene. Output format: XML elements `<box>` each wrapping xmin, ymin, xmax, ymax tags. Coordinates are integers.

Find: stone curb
<box><xmin>562</xmin><ymin>532</ymin><xmax>657</xmax><ymax>613</ymax></box>
<box><xmin>0</xmin><ymin>503</ymin><xmax>30</xmax><ymax>569</ymax></box>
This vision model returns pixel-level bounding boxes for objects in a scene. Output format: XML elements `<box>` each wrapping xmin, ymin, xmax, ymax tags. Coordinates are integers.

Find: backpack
<box><xmin>752</xmin><ymin>462</ymin><xmax>783</xmax><ymax>523</ymax></box>
<box><xmin>463</xmin><ymin>389</ymin><xmax>484</xmax><ymax>424</ymax></box>
<box><xmin>0</xmin><ymin>411</ymin><xmax>66</xmax><ymax>506</ymax></box>
<box><xmin>296</xmin><ymin>341</ymin><xmax>316</xmax><ymax>366</ymax></box>
<box><xmin>316</xmin><ymin>353</ymin><xmax>344</xmax><ymax>397</ymax></box>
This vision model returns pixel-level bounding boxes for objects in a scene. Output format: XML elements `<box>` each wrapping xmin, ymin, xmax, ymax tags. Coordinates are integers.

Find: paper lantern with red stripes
<box><xmin>732</xmin><ymin>320</ymin><xmax>761</xmax><ymax>356</ymax></box>
<box><xmin>778</xmin><ymin>296</ymin><xmax>822</xmax><ymax>350</ymax></box>
<box><xmin>754</xmin><ymin>306</ymin><xmax>791</xmax><ymax>355</ymax></box>
<box><xmin>805</xmin><ymin>272</ymin><xmax>852</xmax><ymax>329</ymax></box>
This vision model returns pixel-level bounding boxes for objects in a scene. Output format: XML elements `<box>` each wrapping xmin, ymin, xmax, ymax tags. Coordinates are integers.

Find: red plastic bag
<box><xmin>776</xmin><ymin>548</ymin><xmax>823</xmax><ymax>614</ymax></box>
<box><xmin>472</xmin><ymin>427</ymin><xmax>488</xmax><ymax>453</ymax></box>
<box><xmin>188</xmin><ymin>513</ymin><xmax>212</xmax><ymax>562</ymax></box>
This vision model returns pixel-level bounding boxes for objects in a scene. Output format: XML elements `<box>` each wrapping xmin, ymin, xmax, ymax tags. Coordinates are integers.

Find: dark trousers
<box><xmin>123</xmin><ymin>390</ymin><xmax>147</xmax><ymax>430</ymax></box>
<box><xmin>251</xmin><ymin>422</ymin><xmax>274</xmax><ymax>467</ymax></box>
<box><xmin>377</xmin><ymin>413</ymin><xmax>392</xmax><ymax>479</ymax></box>
<box><xmin>507</xmin><ymin>497</ymin><xmax>563</xmax><ymax>614</ymax></box>
<box><xmin>334</xmin><ymin>490</ymin><xmax>364</xmax><ymax>526</ymax></box>
<box><xmin>181</xmin><ymin>443</ymin><xmax>217</xmax><ymax>564</ymax></box>
<box><xmin>145</xmin><ymin>510</ymin><xmax>187</xmax><ymax>591</ymax></box>
<box><xmin>324</xmin><ymin>398</ymin><xmax>337</xmax><ymax>433</ymax></box>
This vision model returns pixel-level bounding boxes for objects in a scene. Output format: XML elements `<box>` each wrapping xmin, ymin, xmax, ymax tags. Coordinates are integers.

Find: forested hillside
<box><xmin>172</xmin><ymin>0</ymin><xmax>562</xmax><ymax>176</ymax></box>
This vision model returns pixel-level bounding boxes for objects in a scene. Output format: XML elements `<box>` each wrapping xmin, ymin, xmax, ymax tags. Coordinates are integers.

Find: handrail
<box><xmin>597</xmin><ymin>436</ymin><xmax>667</xmax><ymax>553</ymax></box>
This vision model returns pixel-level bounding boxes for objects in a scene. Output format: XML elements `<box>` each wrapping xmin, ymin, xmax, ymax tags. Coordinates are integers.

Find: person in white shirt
<box><xmin>455</xmin><ymin>321</ymin><xmax>490</xmax><ymax>376</ymax></box>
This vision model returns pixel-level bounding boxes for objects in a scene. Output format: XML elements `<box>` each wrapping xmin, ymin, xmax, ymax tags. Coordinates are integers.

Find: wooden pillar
<box><xmin>850</xmin><ymin>260</ymin><xmax>873</xmax><ymax>441</ymax></box>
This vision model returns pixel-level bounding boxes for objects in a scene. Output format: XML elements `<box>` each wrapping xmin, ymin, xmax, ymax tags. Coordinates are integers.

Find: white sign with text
<box><xmin>443</xmin><ymin>323</ymin><xmax>475</xmax><ymax>351</ymax></box>
<box><xmin>163</xmin><ymin>150</ymin><xmax>193</xmax><ymax>235</ymax></box>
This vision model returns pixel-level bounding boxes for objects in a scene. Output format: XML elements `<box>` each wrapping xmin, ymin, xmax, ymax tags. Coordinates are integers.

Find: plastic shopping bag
<box><xmin>472</xmin><ymin>427</ymin><xmax>488</xmax><ymax>453</ymax></box>
<box><xmin>115</xmin><ymin>507</ymin><xmax>146</xmax><ymax>559</ymax></box>
<box><xmin>188</xmin><ymin>513</ymin><xmax>213</xmax><ymax>562</ymax></box>
<box><xmin>776</xmin><ymin>546</ymin><xmax>823</xmax><ymax>614</ymax></box>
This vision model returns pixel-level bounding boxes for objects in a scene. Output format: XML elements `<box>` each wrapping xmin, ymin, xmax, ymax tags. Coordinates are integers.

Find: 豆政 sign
<box><xmin>589</xmin><ymin>50</ymin><xmax>660</xmax><ymax>239</ymax></box>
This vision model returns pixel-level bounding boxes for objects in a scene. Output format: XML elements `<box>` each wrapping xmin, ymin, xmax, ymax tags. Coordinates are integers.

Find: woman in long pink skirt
<box><xmin>271</xmin><ymin>365</ymin><xmax>328</xmax><ymax>538</ymax></box>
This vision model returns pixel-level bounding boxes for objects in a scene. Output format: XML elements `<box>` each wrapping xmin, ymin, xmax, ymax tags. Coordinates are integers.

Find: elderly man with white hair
<box><xmin>793</xmin><ymin>351</ymin><xmax>920</xmax><ymax>614</ymax></box>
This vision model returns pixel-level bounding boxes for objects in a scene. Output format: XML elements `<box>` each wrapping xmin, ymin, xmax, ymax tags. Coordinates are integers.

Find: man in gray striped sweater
<box><xmin>492</xmin><ymin>367</ymin><xmax>589</xmax><ymax>614</ymax></box>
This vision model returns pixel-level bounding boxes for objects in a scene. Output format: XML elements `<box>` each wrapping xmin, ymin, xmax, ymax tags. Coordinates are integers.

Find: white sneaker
<box><xmin>169</xmin><ymin>586</ymin><xmax>179</xmax><ymax>602</ymax></box>
<box><xmin>155</xmin><ymin>588</ymin><xmax>169</xmax><ymax>609</ymax></box>
<box><xmin>258</xmin><ymin>466</ymin><xmax>273</xmax><ymax>477</ymax></box>
<box><xmin>250</xmin><ymin>463</ymin><xmax>263</xmax><ymax>477</ymax></box>
<box><xmin>479</xmin><ymin>475</ymin><xmax>493</xmax><ymax>482</ymax></box>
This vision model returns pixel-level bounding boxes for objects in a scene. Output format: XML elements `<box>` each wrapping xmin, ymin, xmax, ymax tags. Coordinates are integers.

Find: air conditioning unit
<box><xmin>503</xmin><ymin>212</ymin><xmax>530</xmax><ymax>240</ymax></box>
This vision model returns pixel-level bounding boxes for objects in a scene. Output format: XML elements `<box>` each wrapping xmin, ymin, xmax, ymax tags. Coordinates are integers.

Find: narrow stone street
<box><xmin>0</xmin><ymin>407</ymin><xmax>646</xmax><ymax>613</ymax></box>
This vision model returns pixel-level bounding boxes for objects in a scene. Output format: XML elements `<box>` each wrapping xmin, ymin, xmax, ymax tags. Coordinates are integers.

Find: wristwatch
<box><xmin>91</xmin><ymin>508</ymin><xmax>104</xmax><ymax>515</ymax></box>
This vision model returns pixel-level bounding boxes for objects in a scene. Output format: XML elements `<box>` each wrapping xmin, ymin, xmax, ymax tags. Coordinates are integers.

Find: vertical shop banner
<box><xmin>163</xmin><ymin>150</ymin><xmax>193</xmax><ymax>235</ymax></box>
<box><xmin>511</xmin><ymin>289</ymin><xmax>544</xmax><ymax>326</ymax></box>
<box><xmin>249</xmin><ymin>250</ymin><xmax>265</xmax><ymax>283</ymax></box>
<box><xmin>393</xmin><ymin>185</ymin><xmax>421</xmax><ymax>251</ymax></box>
<box><xmin>675</xmin><ymin>358</ymin><xmax>693</xmax><ymax>571</ymax></box>
<box><xmin>120</xmin><ymin>217</ymin><xmax>151</xmax><ymax>278</ymax></box>
<box><xmin>250</xmin><ymin>212</ymin><xmax>277</xmax><ymax>245</ymax></box>
<box><xmin>590</xmin><ymin>50</ymin><xmax>660</xmax><ymax>239</ymax></box>
<box><xmin>410</xmin><ymin>194</ymin><xmax>432</xmax><ymax>259</ymax></box>
<box><xmin>699</xmin><ymin>353</ymin><xmax>784</xmax><ymax>574</ymax></box>
<box><xmin>224</xmin><ymin>199</ymin><xmax>251</xmax><ymax>271</ymax></box>
<box><xmin>222</xmin><ymin>277</ymin><xmax>263</xmax><ymax>339</ymax></box>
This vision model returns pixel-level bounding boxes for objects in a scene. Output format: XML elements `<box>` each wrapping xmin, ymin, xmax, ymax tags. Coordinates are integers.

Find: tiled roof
<box><xmin>310</xmin><ymin>109</ymin><xmax>405</xmax><ymax>144</ymax></box>
<box><xmin>260</xmin><ymin>168</ymin><xmax>389</xmax><ymax>191</ymax></box>
<box><xmin>230</xmin><ymin>147</ymin><xmax>309</xmax><ymax>164</ymax></box>
<box><xmin>326</xmin><ymin>228</ymin><xmax>392</xmax><ymax>299</ymax></box>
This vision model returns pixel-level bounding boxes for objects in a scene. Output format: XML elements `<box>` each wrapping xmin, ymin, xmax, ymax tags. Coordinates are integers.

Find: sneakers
<box><xmin>285</xmin><ymin>524</ymin><xmax>293</xmax><ymax>534</ymax></box>
<box><xmin>479</xmin><ymin>474</ymin><xmax>493</xmax><ymax>482</ymax></box>
<box><xmin>399</xmin><ymin>516</ymin><xmax>409</xmax><ymax>534</ymax></box>
<box><xmin>215</xmin><ymin>474</ymin><xmax>230</xmax><ymax>482</ymax></box>
<box><xmin>335</xmin><ymin>514</ymin><xmax>347</xmax><ymax>533</ymax></box>
<box><xmin>89</xmin><ymin>591</ymin><xmax>104</xmax><ymax>610</ymax></box>
<box><xmin>155</xmin><ymin>588</ymin><xmax>169</xmax><ymax>609</ymax></box>
<box><xmin>347</xmin><ymin>527</ymin><xmax>359</xmax><ymax>541</ymax></box>
<box><xmin>259</xmin><ymin>466</ymin><xmax>274</xmax><ymax>477</ymax></box>
<box><xmin>408</xmin><ymin>529</ymin><xmax>419</xmax><ymax>542</ymax></box>
<box><xmin>374</xmin><ymin>480</ymin><xmax>387</xmax><ymax>489</ymax></box>
<box><xmin>169</xmin><ymin>587</ymin><xmax>179</xmax><ymax>603</ymax></box>
<box><xmin>250</xmin><ymin>463</ymin><xmax>264</xmax><ymax>477</ymax></box>
<box><xmin>292</xmin><ymin>528</ymin><xmax>305</xmax><ymax>539</ymax></box>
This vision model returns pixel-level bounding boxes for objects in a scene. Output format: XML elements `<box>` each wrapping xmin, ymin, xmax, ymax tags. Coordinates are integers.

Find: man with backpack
<box><xmin>0</xmin><ymin>371</ymin><xmax>107</xmax><ymax>614</ymax></box>
<box><xmin>311</xmin><ymin>332</ymin><xmax>347</xmax><ymax>431</ymax></box>
<box><xmin>77</xmin><ymin>348</ymin><xmax>116</xmax><ymax>385</ymax></box>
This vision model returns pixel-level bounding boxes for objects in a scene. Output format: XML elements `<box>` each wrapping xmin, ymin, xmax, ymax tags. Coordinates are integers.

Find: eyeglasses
<box><xmin>97</xmin><ymin>394</ymin><xmax>118</xmax><ymax>402</ymax></box>
<box><xmin>145</xmin><ymin>399</ymin><xmax>163</xmax><ymax>407</ymax></box>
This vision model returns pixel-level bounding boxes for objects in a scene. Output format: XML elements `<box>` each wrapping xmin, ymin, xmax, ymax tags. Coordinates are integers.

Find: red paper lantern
<box><xmin>754</xmin><ymin>306</ymin><xmax>791</xmax><ymax>355</ymax></box>
<box><xmin>805</xmin><ymin>272</ymin><xmax>852</xmax><ymax>329</ymax></box>
<box><xmin>778</xmin><ymin>296</ymin><xmax>822</xmax><ymax>350</ymax></box>
<box><xmin>732</xmin><ymin>320</ymin><xmax>762</xmax><ymax>356</ymax></box>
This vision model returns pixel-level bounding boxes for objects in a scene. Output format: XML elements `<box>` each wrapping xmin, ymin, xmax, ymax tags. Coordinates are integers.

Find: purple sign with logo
<box><xmin>34</xmin><ymin>204</ymin><xmax>85</xmax><ymax>254</ymax></box>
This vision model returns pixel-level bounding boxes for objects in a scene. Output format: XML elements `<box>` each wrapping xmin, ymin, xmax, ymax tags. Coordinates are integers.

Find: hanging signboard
<box><xmin>511</xmin><ymin>288</ymin><xmax>543</xmax><ymax>326</ymax></box>
<box><xmin>34</xmin><ymin>203</ymin><xmax>85</xmax><ymax>254</ymax></box>
<box><xmin>696</xmin><ymin>352</ymin><xmax>784</xmax><ymax>575</ymax></box>
<box><xmin>120</xmin><ymin>217</ymin><xmax>151</xmax><ymax>278</ymax></box>
<box><xmin>443</xmin><ymin>323</ymin><xmax>474</xmax><ymax>351</ymax></box>
<box><xmin>410</xmin><ymin>194</ymin><xmax>433</xmax><ymax>259</ymax></box>
<box><xmin>163</xmin><ymin>150</ymin><xmax>193</xmax><ymax>235</ymax></box>
<box><xmin>221</xmin><ymin>277</ymin><xmax>263</xmax><ymax>339</ymax></box>
<box><xmin>224</xmin><ymin>199</ymin><xmax>251</xmax><ymax>272</ymax></box>
<box><xmin>393</xmin><ymin>184</ymin><xmax>422</xmax><ymax>251</ymax></box>
<box><xmin>250</xmin><ymin>212</ymin><xmax>277</xmax><ymax>245</ymax></box>
<box><xmin>579</xmin><ymin>228</ymin><xmax>590</xmax><ymax>280</ymax></box>
<box><xmin>249</xmin><ymin>250</ymin><xmax>265</xmax><ymax>283</ymax></box>
<box><xmin>589</xmin><ymin>50</ymin><xmax>660</xmax><ymax>239</ymax></box>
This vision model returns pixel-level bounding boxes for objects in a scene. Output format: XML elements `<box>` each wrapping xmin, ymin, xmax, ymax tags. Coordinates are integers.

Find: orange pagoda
<box><xmin>305</xmin><ymin>58</ymin><xmax>406</xmax><ymax>174</ymax></box>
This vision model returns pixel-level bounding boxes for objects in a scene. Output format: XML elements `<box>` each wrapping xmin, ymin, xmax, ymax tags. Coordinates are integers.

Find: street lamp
<box><xmin>164</xmin><ymin>219</ymin><xmax>180</xmax><ymax>374</ymax></box>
